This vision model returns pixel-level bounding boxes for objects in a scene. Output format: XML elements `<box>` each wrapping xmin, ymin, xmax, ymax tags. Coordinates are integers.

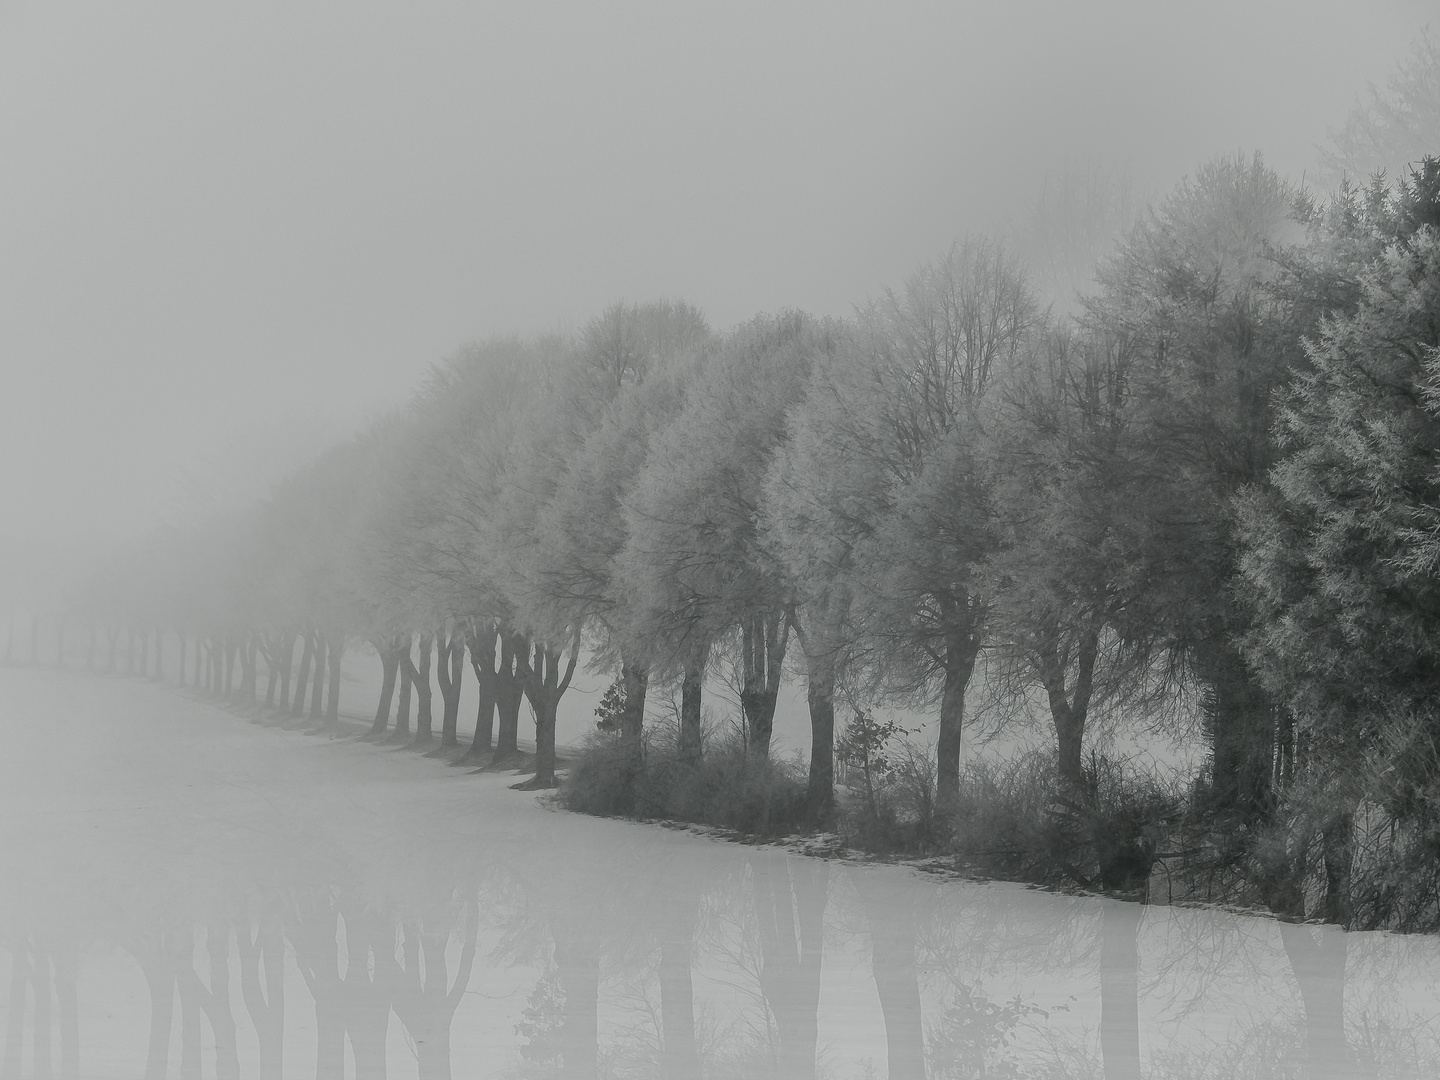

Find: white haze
<box><xmin>0</xmin><ymin>0</ymin><xmax>1434</xmax><ymax>549</ymax></box>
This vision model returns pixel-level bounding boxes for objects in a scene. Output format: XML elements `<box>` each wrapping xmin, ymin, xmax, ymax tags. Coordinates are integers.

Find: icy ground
<box><xmin>1</xmin><ymin>668</ymin><xmax>1438</xmax><ymax>1079</ymax></box>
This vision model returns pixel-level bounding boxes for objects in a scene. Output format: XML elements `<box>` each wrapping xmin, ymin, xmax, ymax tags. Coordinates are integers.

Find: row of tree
<box><xmin>20</xmin><ymin>142</ymin><xmax>1440</xmax><ymax>926</ymax></box>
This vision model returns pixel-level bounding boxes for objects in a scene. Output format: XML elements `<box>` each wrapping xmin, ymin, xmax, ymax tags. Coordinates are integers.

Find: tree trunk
<box><xmin>1320</xmin><ymin>806</ymin><xmax>1356</xmax><ymax>926</ymax></box>
<box><xmin>325</xmin><ymin>632</ymin><xmax>343</xmax><ymax>728</ymax></box>
<box><xmin>805</xmin><ymin>654</ymin><xmax>836</xmax><ymax>827</ymax></box>
<box><xmin>936</xmin><ymin>632</ymin><xmax>980</xmax><ymax>812</ymax></box>
<box><xmin>521</xmin><ymin>635</ymin><xmax>579</xmax><ymax>787</ymax></box>
<box><xmin>308</xmin><ymin>636</ymin><xmax>327</xmax><ymax>723</ymax></box>
<box><xmin>492</xmin><ymin>632</ymin><xmax>526</xmax><ymax>763</ymax></box>
<box><xmin>740</xmin><ymin>610</ymin><xmax>789</xmax><ymax>759</ymax></box>
<box><xmin>620</xmin><ymin>661</ymin><xmax>648</xmax><ymax>750</ymax></box>
<box><xmin>177</xmin><ymin>632</ymin><xmax>186</xmax><ymax>687</ymax></box>
<box><xmin>238</xmin><ymin>636</ymin><xmax>255</xmax><ymax>704</ymax></box>
<box><xmin>393</xmin><ymin>635</ymin><xmax>413</xmax><ymax>738</ymax></box>
<box><xmin>463</xmin><ymin>622</ymin><xmax>504</xmax><ymax>766</ymax></box>
<box><xmin>408</xmin><ymin>632</ymin><xmax>434</xmax><ymax>745</ymax></box>
<box><xmin>434</xmin><ymin>628</ymin><xmax>464</xmax><ymax>750</ymax></box>
<box><xmin>618</xmin><ymin>660</ymin><xmax>649</xmax><ymax>808</ymax></box>
<box><xmin>1040</xmin><ymin>628</ymin><xmax>1098</xmax><ymax>790</ymax></box>
<box><xmin>533</xmin><ymin>696</ymin><xmax>559</xmax><ymax>785</ymax></box>
<box><xmin>1202</xmin><ymin>642</ymin><xmax>1276</xmax><ymax>824</ymax></box>
<box><xmin>278</xmin><ymin>630</ymin><xmax>296</xmax><ymax>711</ymax></box>
<box><xmin>151</xmin><ymin>627</ymin><xmax>164</xmax><ymax>681</ymax></box>
<box><xmin>55</xmin><ymin>620</ymin><xmax>65</xmax><ymax>669</ymax></box>
<box><xmin>679</xmin><ymin>665</ymin><xmax>704</xmax><ymax>768</ymax></box>
<box><xmin>369</xmin><ymin>639</ymin><xmax>400</xmax><ymax>738</ymax></box>
<box><xmin>677</xmin><ymin>641</ymin><xmax>708</xmax><ymax>769</ymax></box>
<box><xmin>291</xmin><ymin>632</ymin><xmax>315</xmax><ymax>717</ymax></box>
<box><xmin>262</xmin><ymin>636</ymin><xmax>278</xmax><ymax>708</ymax></box>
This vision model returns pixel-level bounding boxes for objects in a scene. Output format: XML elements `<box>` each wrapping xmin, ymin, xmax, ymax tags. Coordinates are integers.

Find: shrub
<box><xmin>560</xmin><ymin>719</ymin><xmax>810</xmax><ymax>836</ymax></box>
<box><xmin>838</xmin><ymin>735</ymin><xmax>948</xmax><ymax>854</ymax></box>
<box><xmin>948</xmin><ymin>750</ymin><xmax>1072</xmax><ymax>885</ymax></box>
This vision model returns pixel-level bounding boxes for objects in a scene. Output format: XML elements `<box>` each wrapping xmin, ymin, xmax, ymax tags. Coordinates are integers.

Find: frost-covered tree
<box><xmin>984</xmin><ymin>326</ymin><xmax>1149</xmax><ymax>788</ymax></box>
<box><xmin>1239</xmin><ymin>161</ymin><xmax>1440</xmax><ymax>922</ymax></box>
<box><xmin>1082</xmin><ymin>154</ymin><xmax>1306</xmax><ymax>822</ymax></box>
<box><xmin>517</xmin><ymin>301</ymin><xmax>708</xmax><ymax>786</ymax></box>
<box><xmin>619</xmin><ymin>312</ymin><xmax>837</xmax><ymax>761</ymax></box>
<box><xmin>846</xmin><ymin>238</ymin><xmax>1038</xmax><ymax>809</ymax></box>
<box><xmin>1321</xmin><ymin>33</ymin><xmax>1440</xmax><ymax>188</ymax></box>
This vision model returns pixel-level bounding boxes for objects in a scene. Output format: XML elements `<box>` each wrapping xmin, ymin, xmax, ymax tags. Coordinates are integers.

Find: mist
<box><xmin>6</xmin><ymin>6</ymin><xmax>1440</xmax><ymax>1078</ymax></box>
<box><xmin>1</xmin><ymin>1</ymin><xmax>1431</xmax><ymax>546</ymax></box>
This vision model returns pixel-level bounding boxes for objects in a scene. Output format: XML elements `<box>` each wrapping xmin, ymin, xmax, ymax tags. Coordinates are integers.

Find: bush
<box><xmin>911</xmin><ymin>746</ymin><xmax>1179</xmax><ymax>894</ymax></box>
<box><xmin>838</xmin><ymin>736</ymin><xmax>948</xmax><ymax>854</ymax></box>
<box><xmin>560</xmin><ymin>718</ymin><xmax>810</xmax><ymax>836</ymax></box>
<box><xmin>948</xmin><ymin>750</ymin><xmax>1073</xmax><ymax>885</ymax></box>
<box><xmin>568</xmin><ymin>717</ymin><xmax>1185</xmax><ymax>900</ymax></box>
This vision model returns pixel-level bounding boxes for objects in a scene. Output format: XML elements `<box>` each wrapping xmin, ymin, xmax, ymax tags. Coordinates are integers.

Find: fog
<box><xmin>6</xmin><ymin>7</ymin><xmax>1440</xmax><ymax>1078</ymax></box>
<box><xmin>0</xmin><ymin>1</ymin><xmax>1432</xmax><ymax>546</ymax></box>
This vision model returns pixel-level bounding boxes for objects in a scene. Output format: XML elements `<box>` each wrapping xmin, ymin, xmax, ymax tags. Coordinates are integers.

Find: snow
<box><xmin>1</xmin><ymin>667</ymin><xmax>1438</xmax><ymax>1079</ymax></box>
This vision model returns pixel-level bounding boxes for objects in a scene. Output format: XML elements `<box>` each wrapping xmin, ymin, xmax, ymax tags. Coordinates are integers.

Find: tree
<box><xmin>514</xmin><ymin>301</ymin><xmax>709</xmax><ymax>794</ymax></box>
<box><xmin>1082</xmin><ymin>153</ymin><xmax>1306</xmax><ymax>823</ymax></box>
<box><xmin>1238</xmin><ymin>160</ymin><xmax>1440</xmax><ymax>923</ymax></box>
<box><xmin>785</xmin><ymin>237</ymin><xmax>1037</xmax><ymax>810</ymax></box>
<box><xmin>618</xmin><ymin>312</ymin><xmax>837</xmax><ymax>761</ymax></box>
<box><xmin>984</xmin><ymin>326</ymin><xmax>1149</xmax><ymax>789</ymax></box>
<box><xmin>1321</xmin><ymin>33</ymin><xmax>1440</xmax><ymax>189</ymax></box>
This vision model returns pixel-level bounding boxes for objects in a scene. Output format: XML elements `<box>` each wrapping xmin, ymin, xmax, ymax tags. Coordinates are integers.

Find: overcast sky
<box><xmin>1</xmin><ymin>1</ymin><xmax>1433</xmax><ymax>550</ymax></box>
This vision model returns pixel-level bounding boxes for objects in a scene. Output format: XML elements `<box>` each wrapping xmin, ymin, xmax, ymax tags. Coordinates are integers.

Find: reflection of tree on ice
<box><xmin>750</xmin><ymin>851</ymin><xmax>829</xmax><ymax>1080</ymax></box>
<box><xmin>3</xmin><ymin>934</ymin><xmax>79</xmax><ymax>1080</ymax></box>
<box><xmin>389</xmin><ymin>905</ymin><xmax>479</xmax><ymax>1080</ymax></box>
<box><xmin>1280</xmin><ymin>922</ymin><xmax>1363</xmax><ymax>1080</ymax></box>
<box><xmin>1099</xmin><ymin>900</ymin><xmax>1142</xmax><ymax>1080</ymax></box>
<box><xmin>854</xmin><ymin>867</ymin><xmax>925</xmax><ymax>1080</ymax></box>
<box><xmin>237</xmin><ymin>916</ymin><xmax>285</xmax><ymax>1080</ymax></box>
<box><xmin>176</xmin><ymin>924</ymin><xmax>242</xmax><ymax>1080</ymax></box>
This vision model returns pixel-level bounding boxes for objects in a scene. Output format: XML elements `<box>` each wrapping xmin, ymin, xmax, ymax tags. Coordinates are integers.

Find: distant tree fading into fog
<box><xmin>1011</xmin><ymin>162</ymin><xmax>1146</xmax><ymax>316</ymax></box>
<box><xmin>1320</xmin><ymin>32</ymin><xmax>1440</xmax><ymax>189</ymax></box>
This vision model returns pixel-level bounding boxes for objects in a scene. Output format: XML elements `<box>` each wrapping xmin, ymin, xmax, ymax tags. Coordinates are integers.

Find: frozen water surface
<box><xmin>2</xmin><ymin>668</ymin><xmax>1439</xmax><ymax>1080</ymax></box>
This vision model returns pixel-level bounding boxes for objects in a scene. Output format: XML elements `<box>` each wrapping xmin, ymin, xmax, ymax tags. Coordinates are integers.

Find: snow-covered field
<box><xmin>1</xmin><ymin>667</ymin><xmax>1437</xmax><ymax>1079</ymax></box>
